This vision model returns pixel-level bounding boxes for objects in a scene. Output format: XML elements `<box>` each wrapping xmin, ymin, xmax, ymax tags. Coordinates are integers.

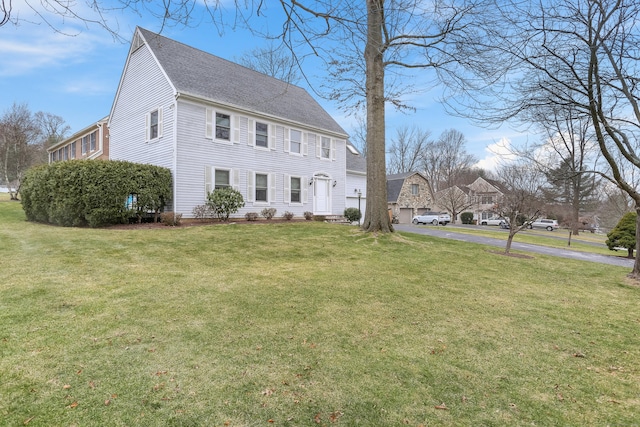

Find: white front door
<box><xmin>313</xmin><ymin>177</ymin><xmax>331</xmax><ymax>214</ymax></box>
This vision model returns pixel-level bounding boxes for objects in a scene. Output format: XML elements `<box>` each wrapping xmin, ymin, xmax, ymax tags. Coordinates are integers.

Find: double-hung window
<box><xmin>321</xmin><ymin>137</ymin><xmax>331</xmax><ymax>159</ymax></box>
<box><xmin>290</xmin><ymin>130</ymin><xmax>302</xmax><ymax>154</ymax></box>
<box><xmin>146</xmin><ymin>107</ymin><xmax>163</xmax><ymax>141</ymax></box>
<box><xmin>411</xmin><ymin>184</ymin><xmax>419</xmax><ymax>195</ymax></box>
<box><xmin>255</xmin><ymin>122</ymin><xmax>268</xmax><ymax>148</ymax></box>
<box><xmin>216</xmin><ymin>113</ymin><xmax>230</xmax><ymax>140</ymax></box>
<box><xmin>290</xmin><ymin>177</ymin><xmax>301</xmax><ymax>203</ymax></box>
<box><xmin>70</xmin><ymin>142</ymin><xmax>76</xmax><ymax>159</ymax></box>
<box><xmin>255</xmin><ymin>173</ymin><xmax>268</xmax><ymax>202</ymax></box>
<box><xmin>149</xmin><ymin>110</ymin><xmax>159</xmax><ymax>139</ymax></box>
<box><xmin>215</xmin><ymin>169</ymin><xmax>231</xmax><ymax>189</ymax></box>
<box><xmin>90</xmin><ymin>132</ymin><xmax>96</xmax><ymax>151</ymax></box>
<box><xmin>82</xmin><ymin>135</ymin><xmax>89</xmax><ymax>155</ymax></box>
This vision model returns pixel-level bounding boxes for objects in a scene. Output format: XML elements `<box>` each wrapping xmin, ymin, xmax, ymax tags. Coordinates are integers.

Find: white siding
<box><xmin>109</xmin><ymin>44</ymin><xmax>175</xmax><ymax>170</ymax></box>
<box><xmin>174</xmin><ymin>99</ymin><xmax>348</xmax><ymax>218</ymax></box>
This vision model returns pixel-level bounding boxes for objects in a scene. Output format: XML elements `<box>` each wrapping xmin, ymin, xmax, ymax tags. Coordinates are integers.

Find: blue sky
<box><xmin>0</xmin><ymin>2</ymin><xmax>528</xmax><ymax>170</ymax></box>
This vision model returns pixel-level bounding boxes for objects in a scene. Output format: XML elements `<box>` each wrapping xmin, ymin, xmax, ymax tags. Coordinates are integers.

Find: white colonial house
<box><xmin>108</xmin><ymin>27</ymin><xmax>360</xmax><ymax>218</ymax></box>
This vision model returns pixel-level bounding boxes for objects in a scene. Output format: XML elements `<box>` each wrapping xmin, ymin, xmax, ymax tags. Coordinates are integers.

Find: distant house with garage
<box><xmin>386</xmin><ymin>172</ymin><xmax>433</xmax><ymax>223</ymax></box>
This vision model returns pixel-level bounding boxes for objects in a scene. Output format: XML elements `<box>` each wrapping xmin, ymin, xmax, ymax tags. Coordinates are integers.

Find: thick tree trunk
<box><xmin>361</xmin><ymin>0</ymin><xmax>393</xmax><ymax>233</ymax></box>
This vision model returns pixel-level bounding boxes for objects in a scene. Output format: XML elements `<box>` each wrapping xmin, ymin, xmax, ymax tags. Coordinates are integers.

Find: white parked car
<box><xmin>480</xmin><ymin>217</ymin><xmax>508</xmax><ymax>226</ymax></box>
<box><xmin>412</xmin><ymin>212</ymin><xmax>451</xmax><ymax>225</ymax></box>
<box><xmin>527</xmin><ymin>218</ymin><xmax>559</xmax><ymax>231</ymax></box>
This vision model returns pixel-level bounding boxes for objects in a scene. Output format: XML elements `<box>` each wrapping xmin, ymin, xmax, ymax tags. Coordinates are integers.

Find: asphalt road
<box><xmin>394</xmin><ymin>224</ymin><xmax>635</xmax><ymax>268</ymax></box>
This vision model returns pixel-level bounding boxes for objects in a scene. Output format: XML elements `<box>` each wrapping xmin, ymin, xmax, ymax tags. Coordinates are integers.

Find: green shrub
<box><xmin>461</xmin><ymin>212</ymin><xmax>474</xmax><ymax>224</ymax></box>
<box><xmin>261</xmin><ymin>207</ymin><xmax>277</xmax><ymax>220</ymax></box>
<box><xmin>207</xmin><ymin>187</ymin><xmax>245</xmax><ymax>221</ymax></box>
<box><xmin>606</xmin><ymin>212</ymin><xmax>636</xmax><ymax>258</ymax></box>
<box><xmin>20</xmin><ymin>160</ymin><xmax>172</xmax><ymax>227</ymax></box>
<box><xmin>313</xmin><ymin>215</ymin><xmax>326</xmax><ymax>222</ymax></box>
<box><xmin>344</xmin><ymin>207</ymin><xmax>362</xmax><ymax>223</ymax></box>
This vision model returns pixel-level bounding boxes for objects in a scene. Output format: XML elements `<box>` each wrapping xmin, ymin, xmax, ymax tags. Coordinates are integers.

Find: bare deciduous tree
<box><xmin>387</xmin><ymin>125</ymin><xmax>431</xmax><ymax>175</ymax></box>
<box><xmin>446</xmin><ymin>0</ymin><xmax>640</xmax><ymax>277</ymax></box>
<box><xmin>493</xmin><ymin>162</ymin><xmax>545</xmax><ymax>254</ymax></box>
<box><xmin>237</xmin><ymin>42</ymin><xmax>301</xmax><ymax>84</ymax></box>
<box><xmin>422</xmin><ymin>128</ymin><xmax>477</xmax><ymax>196</ymax></box>
<box><xmin>0</xmin><ymin>103</ymin><xmax>41</xmax><ymax>200</ymax></box>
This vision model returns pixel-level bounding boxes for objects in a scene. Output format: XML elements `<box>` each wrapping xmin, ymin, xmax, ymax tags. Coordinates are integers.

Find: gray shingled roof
<box><xmin>138</xmin><ymin>27</ymin><xmax>347</xmax><ymax>137</ymax></box>
<box><xmin>346</xmin><ymin>143</ymin><xmax>366</xmax><ymax>173</ymax></box>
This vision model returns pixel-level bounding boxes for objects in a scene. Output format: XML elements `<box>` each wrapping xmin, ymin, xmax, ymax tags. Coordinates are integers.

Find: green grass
<box><xmin>1</xmin><ymin>198</ymin><xmax>639</xmax><ymax>426</ymax></box>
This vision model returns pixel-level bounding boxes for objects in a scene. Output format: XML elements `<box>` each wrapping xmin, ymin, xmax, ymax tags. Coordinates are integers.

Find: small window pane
<box><xmin>215</xmin><ymin>169</ymin><xmax>230</xmax><ymax>189</ymax></box>
<box><xmin>216</xmin><ymin>113</ymin><xmax>230</xmax><ymax>140</ymax></box>
<box><xmin>256</xmin><ymin>122</ymin><xmax>268</xmax><ymax>147</ymax></box>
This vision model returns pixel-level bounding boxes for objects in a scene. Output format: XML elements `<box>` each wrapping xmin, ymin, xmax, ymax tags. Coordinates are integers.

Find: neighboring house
<box><xmin>108</xmin><ymin>27</ymin><xmax>352</xmax><ymax>218</ymax></box>
<box><xmin>345</xmin><ymin>143</ymin><xmax>367</xmax><ymax>217</ymax></box>
<box><xmin>464</xmin><ymin>177</ymin><xmax>506</xmax><ymax>223</ymax></box>
<box><xmin>387</xmin><ymin>172</ymin><xmax>433</xmax><ymax>223</ymax></box>
<box><xmin>433</xmin><ymin>184</ymin><xmax>472</xmax><ymax>224</ymax></box>
<box><xmin>48</xmin><ymin>117</ymin><xmax>109</xmax><ymax>162</ymax></box>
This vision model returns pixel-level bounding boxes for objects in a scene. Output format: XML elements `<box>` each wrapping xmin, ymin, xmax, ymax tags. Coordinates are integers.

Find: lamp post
<box><xmin>357</xmin><ymin>189</ymin><xmax>362</xmax><ymax>225</ymax></box>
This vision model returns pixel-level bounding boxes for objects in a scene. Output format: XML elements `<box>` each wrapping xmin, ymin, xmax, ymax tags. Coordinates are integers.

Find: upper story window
<box><xmin>321</xmin><ymin>137</ymin><xmax>331</xmax><ymax>159</ymax></box>
<box><xmin>146</xmin><ymin>107</ymin><xmax>163</xmax><ymax>141</ymax></box>
<box><xmin>481</xmin><ymin>195</ymin><xmax>493</xmax><ymax>205</ymax></box>
<box><xmin>290</xmin><ymin>129</ymin><xmax>302</xmax><ymax>154</ymax></box>
<box><xmin>70</xmin><ymin>142</ymin><xmax>76</xmax><ymax>159</ymax></box>
<box><xmin>216</xmin><ymin>113</ymin><xmax>230</xmax><ymax>140</ymax></box>
<box><xmin>90</xmin><ymin>132</ymin><xmax>96</xmax><ymax>151</ymax></box>
<box><xmin>82</xmin><ymin>135</ymin><xmax>89</xmax><ymax>155</ymax></box>
<box><xmin>255</xmin><ymin>122</ymin><xmax>268</xmax><ymax>148</ymax></box>
<box><xmin>411</xmin><ymin>184</ymin><xmax>419</xmax><ymax>195</ymax></box>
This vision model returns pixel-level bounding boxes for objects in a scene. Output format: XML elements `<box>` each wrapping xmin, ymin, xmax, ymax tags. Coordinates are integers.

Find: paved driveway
<box><xmin>395</xmin><ymin>224</ymin><xmax>634</xmax><ymax>268</ymax></box>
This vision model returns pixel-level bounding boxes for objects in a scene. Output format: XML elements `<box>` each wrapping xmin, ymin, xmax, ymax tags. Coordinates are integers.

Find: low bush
<box><xmin>344</xmin><ymin>207</ymin><xmax>362</xmax><ymax>223</ymax></box>
<box><xmin>192</xmin><ymin>204</ymin><xmax>214</xmax><ymax>220</ymax></box>
<box><xmin>304</xmin><ymin>211</ymin><xmax>314</xmax><ymax>220</ymax></box>
<box><xmin>283</xmin><ymin>211</ymin><xmax>294</xmax><ymax>220</ymax></box>
<box><xmin>261</xmin><ymin>207</ymin><xmax>277</xmax><ymax>220</ymax></box>
<box><xmin>313</xmin><ymin>215</ymin><xmax>326</xmax><ymax>222</ymax></box>
<box><xmin>245</xmin><ymin>212</ymin><xmax>259</xmax><ymax>221</ymax></box>
<box><xmin>160</xmin><ymin>212</ymin><xmax>182</xmax><ymax>226</ymax></box>
<box><xmin>206</xmin><ymin>188</ymin><xmax>245</xmax><ymax>221</ymax></box>
<box><xmin>461</xmin><ymin>212</ymin><xmax>474</xmax><ymax>224</ymax></box>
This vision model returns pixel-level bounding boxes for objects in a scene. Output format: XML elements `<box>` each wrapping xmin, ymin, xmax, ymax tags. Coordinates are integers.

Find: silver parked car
<box><xmin>527</xmin><ymin>218</ymin><xmax>559</xmax><ymax>231</ymax></box>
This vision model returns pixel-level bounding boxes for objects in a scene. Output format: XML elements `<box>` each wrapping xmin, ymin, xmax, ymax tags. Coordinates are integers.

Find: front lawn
<box><xmin>1</xmin><ymin>199</ymin><xmax>638</xmax><ymax>426</ymax></box>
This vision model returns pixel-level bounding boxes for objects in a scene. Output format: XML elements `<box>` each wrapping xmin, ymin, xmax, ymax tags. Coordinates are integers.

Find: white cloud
<box><xmin>475</xmin><ymin>137</ymin><xmax>517</xmax><ymax>171</ymax></box>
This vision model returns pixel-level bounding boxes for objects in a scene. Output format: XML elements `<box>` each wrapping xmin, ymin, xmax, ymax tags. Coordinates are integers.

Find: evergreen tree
<box><xmin>606</xmin><ymin>212</ymin><xmax>636</xmax><ymax>259</ymax></box>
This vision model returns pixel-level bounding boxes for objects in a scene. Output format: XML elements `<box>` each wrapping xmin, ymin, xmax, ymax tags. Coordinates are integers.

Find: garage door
<box><xmin>399</xmin><ymin>208</ymin><xmax>413</xmax><ymax>224</ymax></box>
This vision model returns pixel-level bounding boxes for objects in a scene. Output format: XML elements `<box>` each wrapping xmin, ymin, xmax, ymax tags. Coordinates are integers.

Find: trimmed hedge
<box><xmin>21</xmin><ymin>160</ymin><xmax>172</xmax><ymax>227</ymax></box>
